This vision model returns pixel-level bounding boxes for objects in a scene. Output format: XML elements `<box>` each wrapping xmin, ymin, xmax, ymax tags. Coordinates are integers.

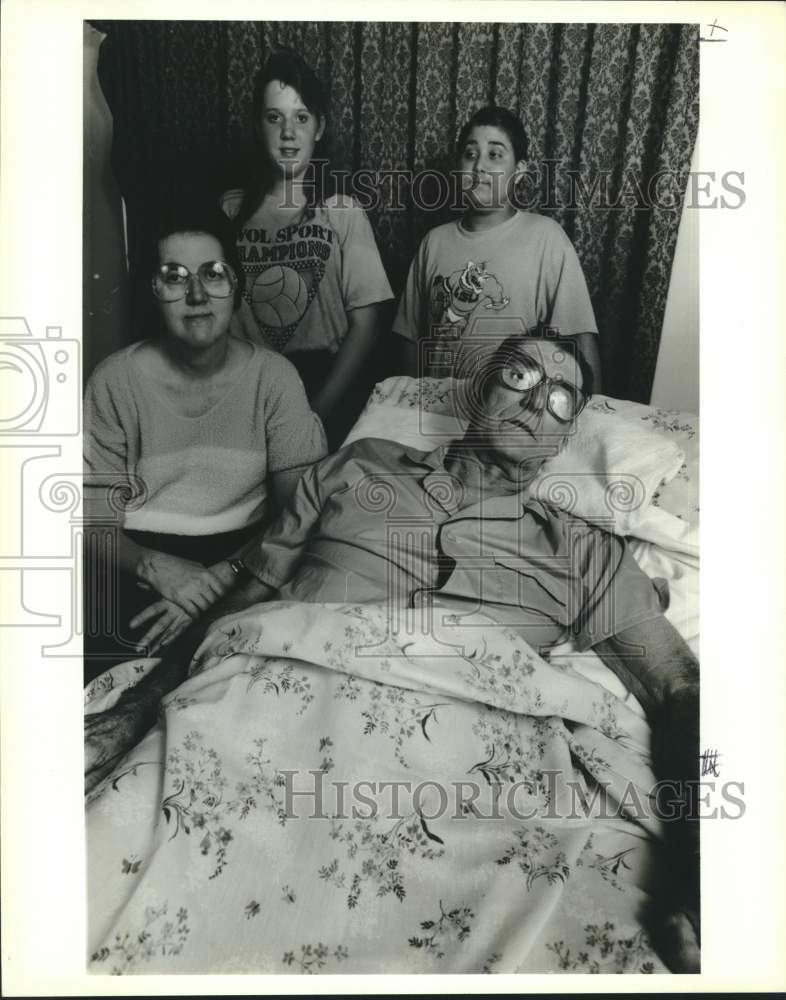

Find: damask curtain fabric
<box><xmin>93</xmin><ymin>20</ymin><xmax>698</xmax><ymax>402</ymax></box>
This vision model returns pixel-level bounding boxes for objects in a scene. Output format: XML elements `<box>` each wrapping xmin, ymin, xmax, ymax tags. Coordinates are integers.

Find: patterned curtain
<box><xmin>92</xmin><ymin>20</ymin><xmax>698</xmax><ymax>402</ymax></box>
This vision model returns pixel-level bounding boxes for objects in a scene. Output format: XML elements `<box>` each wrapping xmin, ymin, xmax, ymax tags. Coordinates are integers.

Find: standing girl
<box><xmin>221</xmin><ymin>49</ymin><xmax>393</xmax><ymax>447</ymax></box>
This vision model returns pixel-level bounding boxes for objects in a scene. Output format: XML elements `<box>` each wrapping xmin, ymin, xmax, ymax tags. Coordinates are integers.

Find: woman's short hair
<box><xmin>456</xmin><ymin>105</ymin><xmax>529</xmax><ymax>164</ymax></box>
<box><xmin>147</xmin><ymin>204</ymin><xmax>245</xmax><ymax>309</ymax></box>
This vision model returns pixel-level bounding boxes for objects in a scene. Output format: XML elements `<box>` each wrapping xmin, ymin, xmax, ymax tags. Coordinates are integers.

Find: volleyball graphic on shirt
<box><xmin>238</xmin><ymin>221</ymin><xmax>332</xmax><ymax>351</ymax></box>
<box><xmin>251</xmin><ymin>265</ymin><xmax>309</xmax><ymax>328</ymax></box>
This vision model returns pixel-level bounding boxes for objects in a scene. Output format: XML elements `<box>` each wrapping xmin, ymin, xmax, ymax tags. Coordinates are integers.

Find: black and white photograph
<box><xmin>2</xmin><ymin>1</ymin><xmax>785</xmax><ymax>993</ymax></box>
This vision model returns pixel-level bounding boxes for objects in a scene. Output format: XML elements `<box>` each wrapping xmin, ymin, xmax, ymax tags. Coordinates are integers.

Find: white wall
<box><xmin>649</xmin><ymin>144</ymin><xmax>699</xmax><ymax>413</ymax></box>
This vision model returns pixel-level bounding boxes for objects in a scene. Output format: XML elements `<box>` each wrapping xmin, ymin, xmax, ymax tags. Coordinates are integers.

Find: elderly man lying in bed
<box><xmin>86</xmin><ymin>333</ymin><xmax>699</xmax><ymax>971</ymax></box>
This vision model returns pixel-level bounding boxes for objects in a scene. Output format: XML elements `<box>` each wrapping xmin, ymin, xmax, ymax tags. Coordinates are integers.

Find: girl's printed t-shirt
<box><xmin>221</xmin><ymin>191</ymin><xmax>393</xmax><ymax>355</ymax></box>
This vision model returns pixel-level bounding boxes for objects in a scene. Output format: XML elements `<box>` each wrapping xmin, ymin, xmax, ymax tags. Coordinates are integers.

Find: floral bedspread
<box><xmin>86</xmin><ymin>601</ymin><xmax>672</xmax><ymax>975</ymax></box>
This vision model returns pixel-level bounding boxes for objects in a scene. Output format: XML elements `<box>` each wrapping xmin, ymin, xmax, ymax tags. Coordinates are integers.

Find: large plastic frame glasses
<box><xmin>495</xmin><ymin>351</ymin><xmax>587</xmax><ymax>423</ymax></box>
<box><xmin>152</xmin><ymin>260</ymin><xmax>237</xmax><ymax>302</ymax></box>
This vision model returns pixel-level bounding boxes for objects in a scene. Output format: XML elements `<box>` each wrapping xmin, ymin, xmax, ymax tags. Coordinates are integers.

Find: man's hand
<box><xmin>130</xmin><ymin>598</ymin><xmax>197</xmax><ymax>655</ymax></box>
<box><xmin>85</xmin><ymin>699</ymin><xmax>150</xmax><ymax>794</ymax></box>
<box><xmin>137</xmin><ymin>552</ymin><xmax>233</xmax><ymax>616</ymax></box>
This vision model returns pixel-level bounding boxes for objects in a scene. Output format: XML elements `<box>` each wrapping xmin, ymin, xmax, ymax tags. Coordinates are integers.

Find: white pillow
<box><xmin>345</xmin><ymin>378</ymin><xmax>685</xmax><ymax>536</ymax></box>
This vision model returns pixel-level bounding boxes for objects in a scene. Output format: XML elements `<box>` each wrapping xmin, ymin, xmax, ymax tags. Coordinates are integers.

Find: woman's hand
<box><xmin>129</xmin><ymin>561</ymin><xmax>239</xmax><ymax>654</ymax></box>
<box><xmin>130</xmin><ymin>598</ymin><xmax>197</xmax><ymax>655</ymax></box>
<box><xmin>136</xmin><ymin>552</ymin><xmax>232</xmax><ymax>616</ymax></box>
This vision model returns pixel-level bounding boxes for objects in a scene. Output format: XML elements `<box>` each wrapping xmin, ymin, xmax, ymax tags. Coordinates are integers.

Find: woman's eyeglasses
<box><xmin>152</xmin><ymin>260</ymin><xmax>237</xmax><ymax>302</ymax></box>
<box><xmin>497</xmin><ymin>353</ymin><xmax>586</xmax><ymax>423</ymax></box>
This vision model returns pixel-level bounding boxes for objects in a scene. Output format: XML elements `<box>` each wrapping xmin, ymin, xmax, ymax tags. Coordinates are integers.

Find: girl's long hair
<box><xmin>237</xmin><ymin>47</ymin><xmax>333</xmax><ymax>227</ymax></box>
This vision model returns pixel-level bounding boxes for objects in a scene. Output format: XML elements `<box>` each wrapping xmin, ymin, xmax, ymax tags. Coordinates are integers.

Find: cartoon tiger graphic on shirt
<box><xmin>430</xmin><ymin>260</ymin><xmax>510</xmax><ymax>332</ymax></box>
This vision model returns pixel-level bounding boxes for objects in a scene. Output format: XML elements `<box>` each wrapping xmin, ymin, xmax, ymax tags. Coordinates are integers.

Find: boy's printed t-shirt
<box><xmin>393</xmin><ymin>211</ymin><xmax>598</xmax><ymax>375</ymax></box>
<box><xmin>221</xmin><ymin>190</ymin><xmax>393</xmax><ymax>355</ymax></box>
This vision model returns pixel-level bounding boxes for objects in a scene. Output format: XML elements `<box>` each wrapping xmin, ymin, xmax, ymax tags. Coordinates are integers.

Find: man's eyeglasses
<box><xmin>496</xmin><ymin>353</ymin><xmax>586</xmax><ymax>423</ymax></box>
<box><xmin>152</xmin><ymin>260</ymin><xmax>237</xmax><ymax>302</ymax></box>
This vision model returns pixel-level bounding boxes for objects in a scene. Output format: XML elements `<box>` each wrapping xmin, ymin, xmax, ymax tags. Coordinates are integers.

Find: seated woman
<box><xmin>83</xmin><ymin>206</ymin><xmax>326</xmax><ymax>681</ymax></box>
<box><xmin>394</xmin><ymin>105</ymin><xmax>602</xmax><ymax>389</ymax></box>
<box><xmin>221</xmin><ymin>48</ymin><xmax>393</xmax><ymax>448</ymax></box>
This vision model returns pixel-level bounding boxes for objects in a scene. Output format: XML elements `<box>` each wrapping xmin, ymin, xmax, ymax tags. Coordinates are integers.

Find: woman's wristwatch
<box><xmin>227</xmin><ymin>558</ymin><xmax>251</xmax><ymax>580</ymax></box>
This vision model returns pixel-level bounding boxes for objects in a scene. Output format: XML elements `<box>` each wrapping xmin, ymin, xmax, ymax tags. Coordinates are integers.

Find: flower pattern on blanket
<box><xmin>322</xmin><ymin>810</ymin><xmax>446</xmax><ymax>907</ymax></box>
<box><xmin>578</xmin><ymin>833</ymin><xmax>640</xmax><ymax>893</ymax></box>
<box><xmin>342</xmin><ymin>684</ymin><xmax>452</xmax><ymax>769</ymax></box>
<box><xmin>408</xmin><ymin>899</ymin><xmax>475</xmax><ymax>960</ymax></box>
<box><xmin>469</xmin><ymin>712</ymin><xmax>565</xmax><ymax>808</ymax></box>
<box><xmin>86</xmin><ymin>601</ymin><xmax>666</xmax><ymax>974</ymax></box>
<box><xmin>546</xmin><ymin>924</ymin><xmax>656</xmax><ymax>974</ymax></box>
<box><xmin>282</xmin><ymin>942</ymin><xmax>349</xmax><ymax>973</ymax></box>
<box><xmin>90</xmin><ymin>903</ymin><xmax>190</xmax><ymax>975</ymax></box>
<box><xmin>162</xmin><ymin>733</ymin><xmax>290</xmax><ymax>878</ymax></box>
<box><xmin>247</xmin><ymin>661</ymin><xmax>315</xmax><ymax>715</ymax></box>
<box><xmin>495</xmin><ymin>825</ymin><xmax>571</xmax><ymax>889</ymax></box>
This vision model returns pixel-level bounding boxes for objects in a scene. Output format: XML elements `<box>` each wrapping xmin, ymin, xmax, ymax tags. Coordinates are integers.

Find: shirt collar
<box><xmin>400</xmin><ymin>443</ymin><xmax>452</xmax><ymax>472</ymax></box>
<box><xmin>403</xmin><ymin>442</ymin><xmax>551</xmax><ymax>522</ymax></box>
<box><xmin>454</xmin><ymin>489</ymin><xmax>551</xmax><ymax>524</ymax></box>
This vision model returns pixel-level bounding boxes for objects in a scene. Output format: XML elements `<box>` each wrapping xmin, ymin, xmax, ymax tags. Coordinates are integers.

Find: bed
<box><xmin>85</xmin><ymin>376</ymin><xmax>699</xmax><ymax>975</ymax></box>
